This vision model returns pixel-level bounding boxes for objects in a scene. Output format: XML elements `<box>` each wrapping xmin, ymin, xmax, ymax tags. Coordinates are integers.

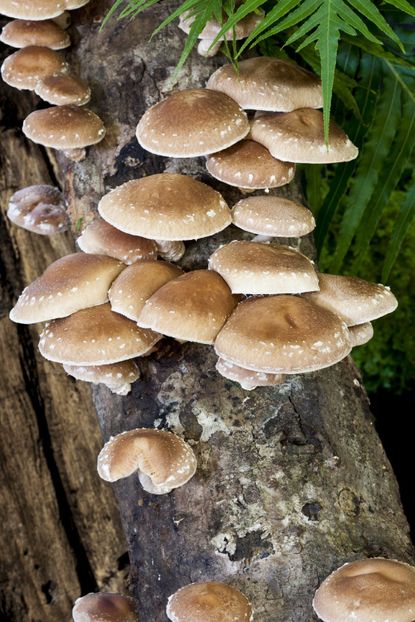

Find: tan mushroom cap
<box><xmin>72</xmin><ymin>592</ymin><xmax>137</xmax><ymax>622</ymax></box>
<box><xmin>39</xmin><ymin>303</ymin><xmax>161</xmax><ymax>365</ymax></box>
<box><xmin>207</xmin><ymin>56</ymin><xmax>323</xmax><ymax>112</ymax></box>
<box><xmin>97</xmin><ymin>428</ymin><xmax>197</xmax><ymax>495</ymax></box>
<box><xmin>7</xmin><ymin>184</ymin><xmax>68</xmax><ymax>235</ymax></box>
<box><xmin>215</xmin><ymin>295</ymin><xmax>351</xmax><ymax>374</ymax></box>
<box><xmin>166</xmin><ymin>582</ymin><xmax>253</xmax><ymax>622</ymax></box>
<box><xmin>65</xmin><ymin>0</ymin><xmax>90</xmax><ymax>8</ymax></box>
<box><xmin>64</xmin><ymin>360</ymin><xmax>140</xmax><ymax>396</ymax></box>
<box><xmin>349</xmin><ymin>322</ymin><xmax>374</xmax><ymax>347</ymax></box>
<box><xmin>313</xmin><ymin>558</ymin><xmax>415</xmax><ymax>622</ymax></box>
<box><xmin>0</xmin><ymin>0</ymin><xmax>65</xmax><ymax>20</ymax></box>
<box><xmin>0</xmin><ymin>19</ymin><xmax>70</xmax><ymax>49</ymax></box>
<box><xmin>77</xmin><ymin>220</ymin><xmax>158</xmax><ymax>265</ymax></box>
<box><xmin>216</xmin><ymin>357</ymin><xmax>284</xmax><ymax>391</ymax></box>
<box><xmin>307</xmin><ymin>274</ymin><xmax>398</xmax><ymax>325</ymax></box>
<box><xmin>98</xmin><ymin>174</ymin><xmax>231</xmax><ymax>241</ymax></box>
<box><xmin>179</xmin><ymin>9</ymin><xmax>263</xmax><ymax>41</ymax></box>
<box><xmin>209</xmin><ymin>241</ymin><xmax>319</xmax><ymax>295</ymax></box>
<box><xmin>206</xmin><ymin>140</ymin><xmax>295</xmax><ymax>190</ymax></box>
<box><xmin>109</xmin><ymin>260</ymin><xmax>183</xmax><ymax>321</ymax></box>
<box><xmin>138</xmin><ymin>270</ymin><xmax>236</xmax><ymax>344</ymax></box>
<box><xmin>1</xmin><ymin>46</ymin><xmax>68</xmax><ymax>90</ymax></box>
<box><xmin>251</xmin><ymin>109</ymin><xmax>358</xmax><ymax>163</ymax></box>
<box><xmin>23</xmin><ymin>105</ymin><xmax>106</xmax><ymax>149</ymax></box>
<box><xmin>232</xmin><ymin>195</ymin><xmax>315</xmax><ymax>238</ymax></box>
<box><xmin>10</xmin><ymin>253</ymin><xmax>124</xmax><ymax>324</ymax></box>
<box><xmin>136</xmin><ymin>88</ymin><xmax>250</xmax><ymax>158</ymax></box>
<box><xmin>35</xmin><ymin>74</ymin><xmax>91</xmax><ymax>105</ymax></box>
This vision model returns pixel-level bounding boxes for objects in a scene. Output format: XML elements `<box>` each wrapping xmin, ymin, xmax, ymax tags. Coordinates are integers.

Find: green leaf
<box><xmin>382</xmin><ymin>0</ymin><xmax>415</xmax><ymax>16</ymax></box>
<box><xmin>382</xmin><ymin>173</ymin><xmax>415</xmax><ymax>281</ymax></box>
<box><xmin>303</xmin><ymin>164</ymin><xmax>325</xmax><ymax>212</ymax></box>
<box><xmin>347</xmin><ymin>0</ymin><xmax>404</xmax><ymax>50</ymax></box>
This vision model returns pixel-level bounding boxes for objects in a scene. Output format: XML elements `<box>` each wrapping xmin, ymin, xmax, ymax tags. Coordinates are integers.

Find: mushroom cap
<box><xmin>65</xmin><ymin>0</ymin><xmax>90</xmax><ymax>8</ymax></box>
<box><xmin>7</xmin><ymin>184</ymin><xmax>68</xmax><ymax>235</ymax></box>
<box><xmin>0</xmin><ymin>19</ymin><xmax>70</xmax><ymax>49</ymax></box>
<box><xmin>64</xmin><ymin>360</ymin><xmax>140</xmax><ymax>396</ymax></box>
<box><xmin>39</xmin><ymin>303</ymin><xmax>161</xmax><ymax>365</ymax></box>
<box><xmin>306</xmin><ymin>273</ymin><xmax>398</xmax><ymax>325</ymax></box>
<box><xmin>166</xmin><ymin>582</ymin><xmax>252</xmax><ymax>622</ymax></box>
<box><xmin>215</xmin><ymin>295</ymin><xmax>351</xmax><ymax>373</ymax></box>
<box><xmin>1</xmin><ymin>45</ymin><xmax>68</xmax><ymax>90</ymax></box>
<box><xmin>10</xmin><ymin>253</ymin><xmax>124</xmax><ymax>324</ymax></box>
<box><xmin>136</xmin><ymin>88</ymin><xmax>250</xmax><ymax>158</ymax></box>
<box><xmin>98</xmin><ymin>174</ymin><xmax>231</xmax><ymax>241</ymax></box>
<box><xmin>97</xmin><ymin>428</ymin><xmax>197</xmax><ymax>494</ymax></box>
<box><xmin>109</xmin><ymin>260</ymin><xmax>183</xmax><ymax>321</ymax></box>
<box><xmin>207</xmin><ymin>56</ymin><xmax>322</xmax><ymax>112</ymax></box>
<box><xmin>232</xmin><ymin>195</ymin><xmax>315</xmax><ymax>237</ymax></box>
<box><xmin>250</xmin><ymin>109</ymin><xmax>358</xmax><ymax>163</ymax></box>
<box><xmin>209</xmin><ymin>241</ymin><xmax>319</xmax><ymax>295</ymax></box>
<box><xmin>0</xmin><ymin>0</ymin><xmax>65</xmax><ymax>20</ymax></box>
<box><xmin>72</xmin><ymin>592</ymin><xmax>137</xmax><ymax>622</ymax></box>
<box><xmin>348</xmin><ymin>322</ymin><xmax>374</xmax><ymax>347</ymax></box>
<box><xmin>77</xmin><ymin>220</ymin><xmax>158</xmax><ymax>264</ymax></box>
<box><xmin>206</xmin><ymin>140</ymin><xmax>295</xmax><ymax>190</ymax></box>
<box><xmin>216</xmin><ymin>357</ymin><xmax>284</xmax><ymax>391</ymax></box>
<box><xmin>35</xmin><ymin>74</ymin><xmax>91</xmax><ymax>105</ymax></box>
<box><xmin>138</xmin><ymin>270</ymin><xmax>236</xmax><ymax>344</ymax></box>
<box><xmin>23</xmin><ymin>105</ymin><xmax>106</xmax><ymax>149</ymax></box>
<box><xmin>313</xmin><ymin>558</ymin><xmax>415</xmax><ymax>622</ymax></box>
<box><xmin>179</xmin><ymin>9</ymin><xmax>263</xmax><ymax>41</ymax></box>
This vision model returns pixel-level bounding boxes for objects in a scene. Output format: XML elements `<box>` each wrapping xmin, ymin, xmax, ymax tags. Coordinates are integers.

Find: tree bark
<box><xmin>1</xmin><ymin>1</ymin><xmax>414</xmax><ymax>621</ymax></box>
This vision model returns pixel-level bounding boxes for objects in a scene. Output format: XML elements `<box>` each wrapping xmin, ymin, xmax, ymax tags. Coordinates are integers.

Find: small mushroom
<box><xmin>9</xmin><ymin>253</ymin><xmax>124</xmax><ymax>324</ymax></box>
<box><xmin>109</xmin><ymin>260</ymin><xmax>183</xmax><ymax>321</ymax></box>
<box><xmin>1</xmin><ymin>45</ymin><xmax>68</xmax><ymax>90</ymax></box>
<box><xmin>216</xmin><ymin>357</ymin><xmax>285</xmax><ymax>391</ymax></box>
<box><xmin>138</xmin><ymin>270</ymin><xmax>236</xmax><ymax>344</ymax></box>
<box><xmin>39</xmin><ymin>303</ymin><xmax>161</xmax><ymax>365</ymax></box>
<box><xmin>207</xmin><ymin>56</ymin><xmax>322</xmax><ymax>112</ymax></box>
<box><xmin>98</xmin><ymin>174</ymin><xmax>231</xmax><ymax>241</ymax></box>
<box><xmin>209</xmin><ymin>241</ymin><xmax>319</xmax><ymax>295</ymax></box>
<box><xmin>313</xmin><ymin>557</ymin><xmax>415</xmax><ymax>622</ymax></box>
<box><xmin>77</xmin><ymin>219</ymin><xmax>158</xmax><ymax>264</ymax></box>
<box><xmin>166</xmin><ymin>582</ymin><xmax>253</xmax><ymax>622</ymax></box>
<box><xmin>250</xmin><ymin>109</ymin><xmax>358</xmax><ymax>164</ymax></box>
<box><xmin>348</xmin><ymin>322</ymin><xmax>373</xmax><ymax>347</ymax></box>
<box><xmin>22</xmin><ymin>105</ymin><xmax>106</xmax><ymax>161</ymax></box>
<box><xmin>64</xmin><ymin>360</ymin><xmax>140</xmax><ymax>395</ymax></box>
<box><xmin>72</xmin><ymin>592</ymin><xmax>137</xmax><ymax>622</ymax></box>
<box><xmin>206</xmin><ymin>140</ymin><xmax>295</xmax><ymax>192</ymax></box>
<box><xmin>35</xmin><ymin>74</ymin><xmax>91</xmax><ymax>105</ymax></box>
<box><xmin>7</xmin><ymin>184</ymin><xmax>68</xmax><ymax>235</ymax></box>
<box><xmin>0</xmin><ymin>19</ymin><xmax>70</xmax><ymax>49</ymax></box>
<box><xmin>0</xmin><ymin>0</ymin><xmax>66</xmax><ymax>20</ymax></box>
<box><xmin>136</xmin><ymin>89</ymin><xmax>249</xmax><ymax>158</ymax></box>
<box><xmin>97</xmin><ymin>428</ymin><xmax>197</xmax><ymax>495</ymax></box>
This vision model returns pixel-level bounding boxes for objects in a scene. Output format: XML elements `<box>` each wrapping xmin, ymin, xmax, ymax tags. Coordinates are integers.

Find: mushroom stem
<box><xmin>63</xmin><ymin>147</ymin><xmax>86</xmax><ymax>162</ymax></box>
<box><xmin>52</xmin><ymin>12</ymin><xmax>72</xmax><ymax>29</ymax></box>
<box><xmin>238</xmin><ymin>186</ymin><xmax>255</xmax><ymax>194</ymax></box>
<box><xmin>197</xmin><ymin>39</ymin><xmax>222</xmax><ymax>57</ymax></box>
<box><xmin>155</xmin><ymin>239</ymin><xmax>186</xmax><ymax>262</ymax></box>
<box><xmin>251</xmin><ymin>234</ymin><xmax>272</xmax><ymax>244</ymax></box>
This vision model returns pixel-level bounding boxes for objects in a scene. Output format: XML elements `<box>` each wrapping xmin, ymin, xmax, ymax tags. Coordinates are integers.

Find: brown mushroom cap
<box><xmin>10</xmin><ymin>253</ymin><xmax>124</xmax><ymax>324</ymax></box>
<box><xmin>136</xmin><ymin>88</ymin><xmax>249</xmax><ymax>158</ymax></box>
<box><xmin>109</xmin><ymin>260</ymin><xmax>183</xmax><ymax>321</ymax></box>
<box><xmin>39</xmin><ymin>303</ymin><xmax>161</xmax><ymax>365</ymax></box>
<box><xmin>64</xmin><ymin>360</ymin><xmax>140</xmax><ymax>396</ymax></box>
<box><xmin>166</xmin><ymin>582</ymin><xmax>252</xmax><ymax>622</ymax></box>
<box><xmin>72</xmin><ymin>592</ymin><xmax>137</xmax><ymax>622</ymax></box>
<box><xmin>215</xmin><ymin>295</ymin><xmax>351</xmax><ymax>374</ymax></box>
<box><xmin>206</xmin><ymin>140</ymin><xmax>295</xmax><ymax>190</ymax></box>
<box><xmin>209</xmin><ymin>241</ymin><xmax>319</xmax><ymax>295</ymax></box>
<box><xmin>7</xmin><ymin>184</ymin><xmax>68</xmax><ymax>235</ymax></box>
<box><xmin>1</xmin><ymin>45</ymin><xmax>68</xmax><ymax>90</ymax></box>
<box><xmin>348</xmin><ymin>322</ymin><xmax>374</xmax><ymax>347</ymax></box>
<box><xmin>35</xmin><ymin>74</ymin><xmax>91</xmax><ymax>105</ymax></box>
<box><xmin>0</xmin><ymin>19</ymin><xmax>70</xmax><ymax>49</ymax></box>
<box><xmin>97</xmin><ymin>428</ymin><xmax>197</xmax><ymax>495</ymax></box>
<box><xmin>98</xmin><ymin>174</ymin><xmax>231</xmax><ymax>241</ymax></box>
<box><xmin>313</xmin><ymin>558</ymin><xmax>415</xmax><ymax>622</ymax></box>
<box><xmin>207</xmin><ymin>56</ymin><xmax>322</xmax><ymax>112</ymax></box>
<box><xmin>307</xmin><ymin>273</ymin><xmax>398</xmax><ymax>325</ymax></box>
<box><xmin>216</xmin><ymin>357</ymin><xmax>284</xmax><ymax>391</ymax></box>
<box><xmin>232</xmin><ymin>195</ymin><xmax>315</xmax><ymax>238</ymax></box>
<box><xmin>179</xmin><ymin>10</ymin><xmax>263</xmax><ymax>41</ymax></box>
<box><xmin>77</xmin><ymin>220</ymin><xmax>158</xmax><ymax>264</ymax></box>
<box><xmin>138</xmin><ymin>270</ymin><xmax>236</xmax><ymax>344</ymax></box>
<box><xmin>251</xmin><ymin>109</ymin><xmax>358</xmax><ymax>163</ymax></box>
<box><xmin>0</xmin><ymin>0</ymin><xmax>65</xmax><ymax>20</ymax></box>
<box><xmin>23</xmin><ymin>105</ymin><xmax>106</xmax><ymax>149</ymax></box>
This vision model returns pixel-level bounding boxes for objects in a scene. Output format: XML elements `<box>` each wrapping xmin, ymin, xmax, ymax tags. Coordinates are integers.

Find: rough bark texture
<box><xmin>1</xmin><ymin>1</ymin><xmax>414</xmax><ymax>621</ymax></box>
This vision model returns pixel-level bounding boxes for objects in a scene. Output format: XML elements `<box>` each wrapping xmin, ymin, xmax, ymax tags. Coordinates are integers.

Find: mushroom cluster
<box><xmin>0</xmin><ymin>0</ymin><xmax>106</xmax><ymax>161</ymax></box>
